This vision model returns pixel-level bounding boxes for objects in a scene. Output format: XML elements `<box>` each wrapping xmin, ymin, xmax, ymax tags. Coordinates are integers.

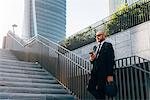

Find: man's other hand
<box><xmin>107</xmin><ymin>76</ymin><xmax>113</xmax><ymax>82</ymax></box>
<box><xmin>89</xmin><ymin>53</ymin><xmax>96</xmax><ymax>61</ymax></box>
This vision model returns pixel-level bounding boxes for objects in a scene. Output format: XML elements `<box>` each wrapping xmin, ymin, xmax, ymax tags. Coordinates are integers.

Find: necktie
<box><xmin>96</xmin><ymin>43</ymin><xmax>101</xmax><ymax>58</ymax></box>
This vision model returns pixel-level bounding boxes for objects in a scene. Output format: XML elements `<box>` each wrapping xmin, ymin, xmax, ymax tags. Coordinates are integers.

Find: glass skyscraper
<box><xmin>23</xmin><ymin>0</ymin><xmax>66</xmax><ymax>42</ymax></box>
<box><xmin>109</xmin><ymin>0</ymin><xmax>139</xmax><ymax>14</ymax></box>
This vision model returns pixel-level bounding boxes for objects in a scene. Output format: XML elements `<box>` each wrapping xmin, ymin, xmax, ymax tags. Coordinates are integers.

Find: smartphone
<box><xmin>89</xmin><ymin>51</ymin><xmax>94</xmax><ymax>55</ymax></box>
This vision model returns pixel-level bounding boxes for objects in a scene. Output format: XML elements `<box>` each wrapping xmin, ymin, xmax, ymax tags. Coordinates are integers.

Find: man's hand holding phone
<box><xmin>89</xmin><ymin>51</ymin><xmax>96</xmax><ymax>61</ymax></box>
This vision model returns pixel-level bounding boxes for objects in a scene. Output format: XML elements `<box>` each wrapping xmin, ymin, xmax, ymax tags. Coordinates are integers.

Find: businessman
<box><xmin>87</xmin><ymin>31</ymin><xmax>115</xmax><ymax>99</ymax></box>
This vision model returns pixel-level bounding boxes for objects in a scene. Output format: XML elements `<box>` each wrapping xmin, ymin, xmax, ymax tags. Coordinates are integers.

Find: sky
<box><xmin>0</xmin><ymin>0</ymin><xmax>109</xmax><ymax>48</ymax></box>
<box><xmin>66</xmin><ymin>0</ymin><xmax>109</xmax><ymax>37</ymax></box>
<box><xmin>0</xmin><ymin>0</ymin><xmax>24</xmax><ymax>48</ymax></box>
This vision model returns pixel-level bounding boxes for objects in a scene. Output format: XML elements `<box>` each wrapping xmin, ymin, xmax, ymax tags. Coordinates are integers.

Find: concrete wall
<box><xmin>73</xmin><ymin>21</ymin><xmax>150</xmax><ymax>60</ymax></box>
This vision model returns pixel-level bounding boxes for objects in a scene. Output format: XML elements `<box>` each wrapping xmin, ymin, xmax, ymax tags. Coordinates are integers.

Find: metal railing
<box><xmin>5</xmin><ymin>31</ymin><xmax>92</xmax><ymax>99</ymax></box>
<box><xmin>115</xmin><ymin>56</ymin><xmax>150</xmax><ymax>100</ymax></box>
<box><xmin>4</xmin><ymin>32</ymin><xmax>150</xmax><ymax>99</ymax></box>
<box><xmin>36</xmin><ymin>34</ymin><xmax>92</xmax><ymax>72</ymax></box>
<box><xmin>7</xmin><ymin>31</ymin><xmax>92</xmax><ymax>72</ymax></box>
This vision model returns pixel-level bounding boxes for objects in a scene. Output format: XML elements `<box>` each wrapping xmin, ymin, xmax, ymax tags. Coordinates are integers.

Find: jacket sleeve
<box><xmin>90</xmin><ymin>60</ymin><xmax>94</xmax><ymax>64</ymax></box>
<box><xmin>106</xmin><ymin>43</ymin><xmax>115</xmax><ymax>76</ymax></box>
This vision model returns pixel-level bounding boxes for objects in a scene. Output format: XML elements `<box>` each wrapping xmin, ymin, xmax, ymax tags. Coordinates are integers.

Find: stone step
<box><xmin>0</xmin><ymin>59</ymin><xmax>40</xmax><ymax>68</ymax></box>
<box><xmin>0</xmin><ymin>50</ymin><xmax>14</xmax><ymax>53</ymax></box>
<box><xmin>0</xmin><ymin>49</ymin><xmax>75</xmax><ymax>99</ymax></box>
<box><xmin>0</xmin><ymin>93</ymin><xmax>75</xmax><ymax>100</ymax></box>
<box><xmin>0</xmin><ymin>76</ymin><xmax>58</xmax><ymax>84</ymax></box>
<box><xmin>0</xmin><ymin>62</ymin><xmax>41</xmax><ymax>69</ymax></box>
<box><xmin>0</xmin><ymin>51</ymin><xmax>15</xmax><ymax>56</ymax></box>
<box><xmin>0</xmin><ymin>86</ymin><xmax>68</xmax><ymax>94</ymax></box>
<box><xmin>0</xmin><ymin>57</ymin><xmax>17</xmax><ymax>60</ymax></box>
<box><xmin>0</xmin><ymin>62</ymin><xmax>41</xmax><ymax>68</ymax></box>
<box><xmin>0</xmin><ymin>72</ymin><xmax>54</xmax><ymax>80</ymax></box>
<box><xmin>0</xmin><ymin>81</ymin><xmax>62</xmax><ymax>89</ymax></box>
<box><xmin>0</xmin><ymin>68</ymin><xmax>49</xmax><ymax>75</ymax></box>
<box><xmin>0</xmin><ymin>55</ymin><xmax>17</xmax><ymax>60</ymax></box>
<box><xmin>0</xmin><ymin>52</ymin><xmax>15</xmax><ymax>54</ymax></box>
<box><xmin>0</xmin><ymin>51</ymin><xmax>17</xmax><ymax>59</ymax></box>
<box><xmin>0</xmin><ymin>52</ymin><xmax>15</xmax><ymax>56</ymax></box>
<box><xmin>0</xmin><ymin>97</ymin><xmax>46</xmax><ymax>100</ymax></box>
<box><xmin>0</xmin><ymin>50</ymin><xmax>13</xmax><ymax>53</ymax></box>
<box><xmin>0</xmin><ymin>49</ymin><xmax>13</xmax><ymax>52</ymax></box>
<box><xmin>0</xmin><ymin>64</ymin><xmax>45</xmax><ymax>72</ymax></box>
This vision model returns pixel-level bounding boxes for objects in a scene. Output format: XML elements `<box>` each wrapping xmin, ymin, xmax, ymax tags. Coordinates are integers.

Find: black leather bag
<box><xmin>104</xmin><ymin>81</ymin><xmax>117</xmax><ymax>97</ymax></box>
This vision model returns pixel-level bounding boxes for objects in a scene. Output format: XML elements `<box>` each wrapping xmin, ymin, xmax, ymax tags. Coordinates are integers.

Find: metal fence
<box><xmin>5</xmin><ymin>32</ymin><xmax>93</xmax><ymax>99</ymax></box>
<box><xmin>115</xmin><ymin>56</ymin><xmax>150</xmax><ymax>100</ymax></box>
<box><xmin>36</xmin><ymin>34</ymin><xmax>93</xmax><ymax>99</ymax></box>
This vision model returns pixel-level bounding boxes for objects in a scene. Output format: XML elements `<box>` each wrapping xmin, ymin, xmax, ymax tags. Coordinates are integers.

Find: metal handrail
<box><xmin>132</xmin><ymin>65</ymin><xmax>150</xmax><ymax>74</ymax></box>
<box><xmin>8</xmin><ymin>31</ymin><xmax>91</xmax><ymax>63</ymax></box>
<box><xmin>115</xmin><ymin>64</ymin><xmax>150</xmax><ymax>74</ymax></box>
<box><xmin>7</xmin><ymin>31</ymin><xmax>37</xmax><ymax>47</ymax></box>
<box><xmin>7</xmin><ymin>31</ymin><xmax>25</xmax><ymax>47</ymax></box>
<box><xmin>37</xmin><ymin>34</ymin><xmax>90</xmax><ymax>62</ymax></box>
<box><xmin>36</xmin><ymin>39</ymin><xmax>91</xmax><ymax>73</ymax></box>
<box><xmin>115</xmin><ymin>56</ymin><xmax>150</xmax><ymax>74</ymax></box>
<box><xmin>8</xmin><ymin>31</ymin><xmax>91</xmax><ymax>64</ymax></box>
<box><xmin>24</xmin><ymin>36</ymin><xmax>37</xmax><ymax>46</ymax></box>
<box><xmin>116</xmin><ymin>55</ymin><xmax>150</xmax><ymax>62</ymax></box>
<box><xmin>7</xmin><ymin>32</ymin><xmax>91</xmax><ymax>73</ymax></box>
<box><xmin>114</xmin><ymin>55</ymin><xmax>150</xmax><ymax>99</ymax></box>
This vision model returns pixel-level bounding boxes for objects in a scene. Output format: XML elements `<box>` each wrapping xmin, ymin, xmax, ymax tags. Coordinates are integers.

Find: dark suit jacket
<box><xmin>91</xmin><ymin>42</ymin><xmax>115</xmax><ymax>81</ymax></box>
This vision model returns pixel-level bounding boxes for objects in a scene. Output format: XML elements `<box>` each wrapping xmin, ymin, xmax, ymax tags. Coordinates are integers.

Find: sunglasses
<box><xmin>96</xmin><ymin>34</ymin><xmax>103</xmax><ymax>37</ymax></box>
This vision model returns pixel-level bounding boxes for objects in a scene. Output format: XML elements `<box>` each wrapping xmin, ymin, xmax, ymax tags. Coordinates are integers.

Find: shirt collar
<box><xmin>98</xmin><ymin>40</ymin><xmax>105</xmax><ymax>45</ymax></box>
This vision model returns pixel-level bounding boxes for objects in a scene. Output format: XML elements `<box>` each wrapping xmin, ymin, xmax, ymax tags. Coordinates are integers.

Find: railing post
<box><xmin>142</xmin><ymin>59</ymin><xmax>149</xmax><ymax>99</ymax></box>
<box><xmin>129</xmin><ymin>57</ymin><xmax>135</xmax><ymax>99</ymax></box>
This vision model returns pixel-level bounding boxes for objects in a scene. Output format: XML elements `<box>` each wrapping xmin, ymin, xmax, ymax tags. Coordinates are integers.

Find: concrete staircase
<box><xmin>0</xmin><ymin>49</ymin><xmax>76</xmax><ymax>100</ymax></box>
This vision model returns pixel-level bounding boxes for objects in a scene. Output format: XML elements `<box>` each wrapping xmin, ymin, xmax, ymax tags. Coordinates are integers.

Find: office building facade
<box><xmin>23</xmin><ymin>0</ymin><xmax>66</xmax><ymax>42</ymax></box>
<box><xmin>109</xmin><ymin>0</ymin><xmax>139</xmax><ymax>14</ymax></box>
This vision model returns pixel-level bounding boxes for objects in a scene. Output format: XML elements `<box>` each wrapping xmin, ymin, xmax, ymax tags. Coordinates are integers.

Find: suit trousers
<box><xmin>88</xmin><ymin>77</ymin><xmax>106</xmax><ymax>100</ymax></box>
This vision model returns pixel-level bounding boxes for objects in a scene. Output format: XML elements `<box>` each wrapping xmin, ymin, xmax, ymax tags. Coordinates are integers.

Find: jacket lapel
<box><xmin>97</xmin><ymin>42</ymin><xmax>106</xmax><ymax>58</ymax></box>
